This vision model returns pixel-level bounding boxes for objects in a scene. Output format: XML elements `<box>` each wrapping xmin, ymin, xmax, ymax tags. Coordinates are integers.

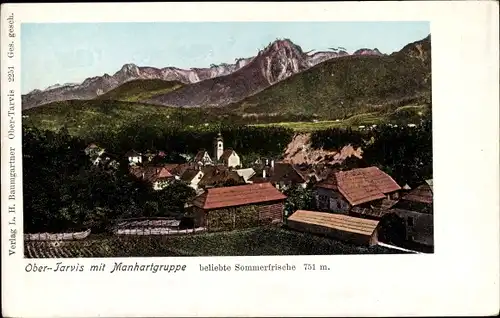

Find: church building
<box><xmin>192</xmin><ymin>132</ymin><xmax>241</xmax><ymax>168</ymax></box>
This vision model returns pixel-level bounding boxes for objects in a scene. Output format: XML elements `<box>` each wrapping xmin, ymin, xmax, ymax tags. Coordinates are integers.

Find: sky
<box><xmin>21</xmin><ymin>21</ymin><xmax>429</xmax><ymax>94</ymax></box>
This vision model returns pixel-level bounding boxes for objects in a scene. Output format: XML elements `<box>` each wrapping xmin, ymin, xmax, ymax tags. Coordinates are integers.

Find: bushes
<box><xmin>309</xmin><ymin>115</ymin><xmax>432</xmax><ymax>186</ymax></box>
<box><xmin>23</xmin><ymin>126</ymin><xmax>196</xmax><ymax>234</ymax></box>
<box><xmin>363</xmin><ymin>116</ymin><xmax>432</xmax><ymax>187</ymax></box>
<box><xmin>83</xmin><ymin>123</ymin><xmax>294</xmax><ymax>161</ymax></box>
<box><xmin>311</xmin><ymin>127</ymin><xmax>366</xmax><ymax>150</ymax></box>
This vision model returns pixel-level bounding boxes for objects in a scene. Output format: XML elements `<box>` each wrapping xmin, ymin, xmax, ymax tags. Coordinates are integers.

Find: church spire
<box><xmin>214</xmin><ymin>131</ymin><xmax>224</xmax><ymax>161</ymax></box>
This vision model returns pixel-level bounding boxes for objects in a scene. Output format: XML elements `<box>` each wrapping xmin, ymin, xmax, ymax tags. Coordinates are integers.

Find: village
<box><xmin>81</xmin><ymin>131</ymin><xmax>434</xmax><ymax>254</ymax></box>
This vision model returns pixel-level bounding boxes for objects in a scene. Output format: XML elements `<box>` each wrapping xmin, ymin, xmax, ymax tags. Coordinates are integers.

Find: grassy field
<box><xmin>25</xmin><ymin>226</ymin><xmax>405</xmax><ymax>258</ymax></box>
<box><xmin>96</xmin><ymin>79</ymin><xmax>184</xmax><ymax>102</ymax></box>
<box><xmin>250</xmin><ymin>104</ymin><xmax>429</xmax><ymax>132</ymax></box>
<box><xmin>250</xmin><ymin>120</ymin><xmax>344</xmax><ymax>132</ymax></box>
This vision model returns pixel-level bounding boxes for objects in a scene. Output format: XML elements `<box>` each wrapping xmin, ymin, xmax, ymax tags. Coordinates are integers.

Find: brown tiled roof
<box><xmin>170</xmin><ymin>163</ymin><xmax>192</xmax><ymax>176</ymax></box>
<box><xmin>152</xmin><ymin>167</ymin><xmax>174</xmax><ymax>181</ymax></box>
<box><xmin>162</xmin><ymin>163</ymin><xmax>180</xmax><ymax>172</ymax></box>
<box><xmin>180</xmin><ymin>168</ymin><xmax>202</xmax><ymax>182</ymax></box>
<box><xmin>220</xmin><ymin>148</ymin><xmax>235</xmax><ymax>162</ymax></box>
<box><xmin>400</xmin><ymin>184</ymin><xmax>433</xmax><ymax>204</ymax></box>
<box><xmin>288</xmin><ymin>210</ymin><xmax>379</xmax><ymax>236</ymax></box>
<box><xmin>129</xmin><ymin>166</ymin><xmax>144</xmax><ymax>179</ymax></box>
<box><xmin>249</xmin><ymin>163</ymin><xmax>306</xmax><ymax>184</ymax></box>
<box><xmin>317</xmin><ymin>167</ymin><xmax>400</xmax><ymax>206</ymax></box>
<box><xmin>198</xmin><ymin>167</ymin><xmax>245</xmax><ymax>188</ymax></box>
<box><xmin>361</xmin><ymin>167</ymin><xmax>401</xmax><ymax>193</ymax></box>
<box><xmin>192</xmin><ymin>182</ymin><xmax>287</xmax><ymax>210</ymax></box>
<box><xmin>130</xmin><ymin>166</ymin><xmax>174</xmax><ymax>183</ymax></box>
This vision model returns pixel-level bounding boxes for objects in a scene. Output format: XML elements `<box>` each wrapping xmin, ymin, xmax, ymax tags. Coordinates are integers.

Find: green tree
<box><xmin>283</xmin><ymin>184</ymin><xmax>316</xmax><ymax>217</ymax></box>
<box><xmin>154</xmin><ymin>181</ymin><xmax>196</xmax><ymax>218</ymax></box>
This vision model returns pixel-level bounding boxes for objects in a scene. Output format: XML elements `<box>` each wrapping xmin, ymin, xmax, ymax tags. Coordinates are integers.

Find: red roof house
<box><xmin>315</xmin><ymin>167</ymin><xmax>401</xmax><ymax>216</ymax></box>
<box><xmin>191</xmin><ymin>182</ymin><xmax>287</xmax><ymax>231</ymax></box>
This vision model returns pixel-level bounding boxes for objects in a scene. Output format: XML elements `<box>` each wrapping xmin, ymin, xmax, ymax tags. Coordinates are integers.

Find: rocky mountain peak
<box><xmin>257</xmin><ymin>38</ymin><xmax>309</xmax><ymax>85</ymax></box>
<box><xmin>116</xmin><ymin>63</ymin><xmax>139</xmax><ymax>75</ymax></box>
<box><xmin>353</xmin><ymin>48</ymin><xmax>383</xmax><ymax>56</ymax></box>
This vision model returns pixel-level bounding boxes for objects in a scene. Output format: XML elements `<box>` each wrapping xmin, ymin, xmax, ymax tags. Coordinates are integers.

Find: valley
<box><xmin>21</xmin><ymin>32</ymin><xmax>434</xmax><ymax>256</ymax></box>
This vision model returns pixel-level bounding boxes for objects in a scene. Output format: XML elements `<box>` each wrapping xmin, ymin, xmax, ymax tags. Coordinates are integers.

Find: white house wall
<box><xmin>227</xmin><ymin>153</ymin><xmax>241</xmax><ymax>168</ymax></box>
<box><xmin>129</xmin><ymin>156</ymin><xmax>142</xmax><ymax>164</ymax></box>
<box><xmin>190</xmin><ymin>171</ymin><xmax>204</xmax><ymax>189</ymax></box>
<box><xmin>152</xmin><ymin>178</ymin><xmax>173</xmax><ymax>191</ymax></box>
<box><xmin>202</xmin><ymin>153</ymin><xmax>213</xmax><ymax>165</ymax></box>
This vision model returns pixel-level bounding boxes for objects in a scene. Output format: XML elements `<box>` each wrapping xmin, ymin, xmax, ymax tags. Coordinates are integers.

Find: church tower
<box><xmin>214</xmin><ymin>132</ymin><xmax>224</xmax><ymax>161</ymax></box>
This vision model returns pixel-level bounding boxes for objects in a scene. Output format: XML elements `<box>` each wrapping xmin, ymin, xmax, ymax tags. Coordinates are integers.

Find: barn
<box><xmin>286</xmin><ymin>210</ymin><xmax>380</xmax><ymax>246</ymax></box>
<box><xmin>190</xmin><ymin>182</ymin><xmax>287</xmax><ymax>231</ymax></box>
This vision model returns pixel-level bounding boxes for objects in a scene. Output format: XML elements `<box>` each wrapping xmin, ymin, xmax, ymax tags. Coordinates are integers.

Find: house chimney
<box><xmin>262</xmin><ymin>169</ymin><xmax>266</xmax><ymax>179</ymax></box>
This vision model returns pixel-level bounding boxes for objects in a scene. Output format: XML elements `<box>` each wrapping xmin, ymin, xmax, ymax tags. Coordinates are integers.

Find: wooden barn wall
<box><xmin>257</xmin><ymin>202</ymin><xmax>283</xmax><ymax>222</ymax></box>
<box><xmin>203</xmin><ymin>201</ymin><xmax>284</xmax><ymax>232</ymax></box>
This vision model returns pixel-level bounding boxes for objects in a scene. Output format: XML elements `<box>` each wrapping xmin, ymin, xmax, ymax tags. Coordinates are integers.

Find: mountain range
<box><xmin>22</xmin><ymin>35</ymin><xmax>431</xmax><ymax>137</ymax></box>
<box><xmin>22</xmin><ymin>39</ymin><xmax>387</xmax><ymax>110</ymax></box>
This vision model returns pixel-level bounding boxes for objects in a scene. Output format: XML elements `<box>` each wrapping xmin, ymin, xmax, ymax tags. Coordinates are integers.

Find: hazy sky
<box><xmin>21</xmin><ymin>21</ymin><xmax>429</xmax><ymax>94</ymax></box>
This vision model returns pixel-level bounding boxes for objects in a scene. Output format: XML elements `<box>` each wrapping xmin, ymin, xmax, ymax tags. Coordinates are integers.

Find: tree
<box><xmin>154</xmin><ymin>181</ymin><xmax>196</xmax><ymax>218</ymax></box>
<box><xmin>283</xmin><ymin>184</ymin><xmax>316</xmax><ymax>217</ymax></box>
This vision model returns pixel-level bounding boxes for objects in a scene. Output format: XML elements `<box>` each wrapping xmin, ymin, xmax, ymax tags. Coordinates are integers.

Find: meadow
<box><xmin>250</xmin><ymin>104</ymin><xmax>429</xmax><ymax>132</ymax></box>
<box><xmin>24</xmin><ymin>226</ymin><xmax>405</xmax><ymax>258</ymax></box>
